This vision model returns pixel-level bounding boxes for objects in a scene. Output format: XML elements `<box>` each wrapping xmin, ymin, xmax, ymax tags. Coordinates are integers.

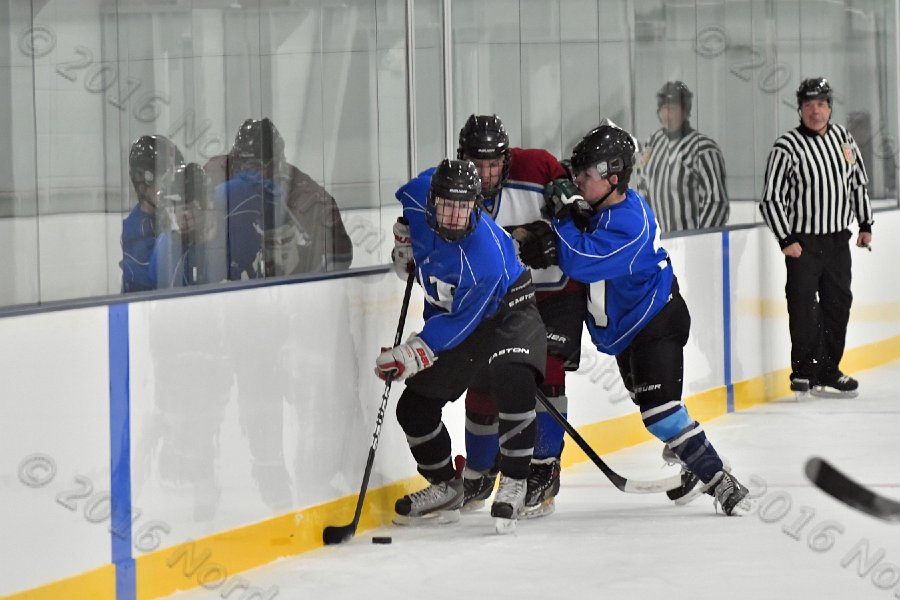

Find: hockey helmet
<box><xmin>128</xmin><ymin>135</ymin><xmax>185</xmax><ymax>193</ymax></box>
<box><xmin>457</xmin><ymin>114</ymin><xmax>510</xmax><ymax>197</ymax></box>
<box><xmin>570</xmin><ymin>124</ymin><xmax>636</xmax><ymax>192</ymax></box>
<box><xmin>796</xmin><ymin>77</ymin><xmax>833</xmax><ymax>107</ymax></box>
<box><xmin>231</xmin><ymin>118</ymin><xmax>286</xmax><ymax>166</ymax></box>
<box><xmin>656</xmin><ymin>81</ymin><xmax>693</xmax><ymax>115</ymax></box>
<box><xmin>427</xmin><ymin>159</ymin><xmax>483</xmax><ymax>242</ymax></box>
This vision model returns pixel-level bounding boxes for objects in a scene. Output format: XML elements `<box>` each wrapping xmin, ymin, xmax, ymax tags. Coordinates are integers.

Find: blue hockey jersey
<box><xmin>553</xmin><ymin>188</ymin><xmax>673</xmax><ymax>356</ymax></box>
<box><xmin>120</xmin><ymin>206</ymin><xmax>157</xmax><ymax>293</ymax></box>
<box><xmin>396</xmin><ymin>167</ymin><xmax>526</xmax><ymax>353</ymax></box>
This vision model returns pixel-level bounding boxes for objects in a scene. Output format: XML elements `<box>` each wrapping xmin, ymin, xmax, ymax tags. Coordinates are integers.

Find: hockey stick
<box><xmin>323</xmin><ymin>269</ymin><xmax>416</xmax><ymax>545</ymax></box>
<box><xmin>805</xmin><ymin>457</ymin><xmax>900</xmax><ymax>522</ymax></box>
<box><xmin>534</xmin><ymin>389</ymin><xmax>683</xmax><ymax>494</ymax></box>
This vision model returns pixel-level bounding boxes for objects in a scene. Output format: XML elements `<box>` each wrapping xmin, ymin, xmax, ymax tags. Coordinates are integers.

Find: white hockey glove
<box><xmin>374</xmin><ymin>334</ymin><xmax>436</xmax><ymax>382</ymax></box>
<box><xmin>391</xmin><ymin>217</ymin><xmax>414</xmax><ymax>280</ymax></box>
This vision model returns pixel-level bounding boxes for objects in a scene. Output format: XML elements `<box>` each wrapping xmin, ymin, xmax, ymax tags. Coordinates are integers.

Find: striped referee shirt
<box><xmin>760</xmin><ymin>122</ymin><xmax>873</xmax><ymax>247</ymax></box>
<box><xmin>636</xmin><ymin>125</ymin><xmax>729</xmax><ymax>232</ymax></box>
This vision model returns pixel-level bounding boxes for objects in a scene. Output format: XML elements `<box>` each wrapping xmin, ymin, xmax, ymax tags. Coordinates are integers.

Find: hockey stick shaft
<box><xmin>805</xmin><ymin>457</ymin><xmax>900</xmax><ymax>522</ymax></box>
<box><xmin>534</xmin><ymin>389</ymin><xmax>682</xmax><ymax>494</ymax></box>
<box><xmin>323</xmin><ymin>269</ymin><xmax>416</xmax><ymax>545</ymax></box>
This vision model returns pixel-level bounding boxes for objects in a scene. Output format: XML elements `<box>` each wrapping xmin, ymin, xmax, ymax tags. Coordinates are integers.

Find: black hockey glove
<box><xmin>543</xmin><ymin>178</ymin><xmax>593</xmax><ymax>231</ymax></box>
<box><xmin>509</xmin><ymin>220</ymin><xmax>558</xmax><ymax>269</ymax></box>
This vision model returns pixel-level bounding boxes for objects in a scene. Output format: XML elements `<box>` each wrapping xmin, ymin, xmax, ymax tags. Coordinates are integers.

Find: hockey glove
<box><xmin>375</xmin><ymin>334</ymin><xmax>437</xmax><ymax>382</ymax></box>
<box><xmin>509</xmin><ymin>220</ymin><xmax>558</xmax><ymax>269</ymax></box>
<box><xmin>391</xmin><ymin>217</ymin><xmax>414</xmax><ymax>280</ymax></box>
<box><xmin>543</xmin><ymin>178</ymin><xmax>593</xmax><ymax>231</ymax></box>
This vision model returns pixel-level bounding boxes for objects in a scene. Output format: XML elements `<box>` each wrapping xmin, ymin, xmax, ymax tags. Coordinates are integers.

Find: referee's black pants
<box><xmin>785</xmin><ymin>231</ymin><xmax>853</xmax><ymax>383</ymax></box>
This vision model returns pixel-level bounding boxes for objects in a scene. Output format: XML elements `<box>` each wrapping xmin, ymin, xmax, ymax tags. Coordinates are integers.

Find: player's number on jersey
<box><xmin>586</xmin><ymin>281</ymin><xmax>608</xmax><ymax>328</ymax></box>
<box><xmin>423</xmin><ymin>275</ymin><xmax>456</xmax><ymax>311</ymax></box>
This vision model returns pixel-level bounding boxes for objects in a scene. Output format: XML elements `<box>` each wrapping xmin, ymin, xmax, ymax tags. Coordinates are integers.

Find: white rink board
<box><xmin>0</xmin><ymin>308</ymin><xmax>111</xmax><ymax>595</ymax></box>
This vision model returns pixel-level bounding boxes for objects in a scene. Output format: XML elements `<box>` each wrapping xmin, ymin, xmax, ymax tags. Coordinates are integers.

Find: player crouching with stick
<box><xmin>376</xmin><ymin>159</ymin><xmax>547</xmax><ymax>534</ymax></box>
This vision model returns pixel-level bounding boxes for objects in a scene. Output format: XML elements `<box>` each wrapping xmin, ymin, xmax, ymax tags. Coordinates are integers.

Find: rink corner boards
<box><xmin>3</xmin><ymin>334</ymin><xmax>897</xmax><ymax>600</ymax></box>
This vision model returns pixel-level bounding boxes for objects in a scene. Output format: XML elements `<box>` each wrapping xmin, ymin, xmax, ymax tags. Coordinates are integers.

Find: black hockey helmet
<box><xmin>128</xmin><ymin>135</ymin><xmax>185</xmax><ymax>194</ymax></box>
<box><xmin>570</xmin><ymin>124</ymin><xmax>636</xmax><ymax>193</ymax></box>
<box><xmin>657</xmin><ymin>81</ymin><xmax>693</xmax><ymax>115</ymax></box>
<box><xmin>796</xmin><ymin>77</ymin><xmax>833</xmax><ymax>107</ymax></box>
<box><xmin>231</xmin><ymin>117</ymin><xmax>285</xmax><ymax>166</ymax></box>
<box><xmin>457</xmin><ymin>114</ymin><xmax>510</xmax><ymax>197</ymax></box>
<box><xmin>427</xmin><ymin>159</ymin><xmax>483</xmax><ymax>242</ymax></box>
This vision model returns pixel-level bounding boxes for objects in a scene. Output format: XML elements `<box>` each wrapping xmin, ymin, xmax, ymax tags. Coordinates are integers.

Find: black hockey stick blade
<box><xmin>805</xmin><ymin>457</ymin><xmax>900</xmax><ymax>522</ymax></box>
<box><xmin>322</xmin><ymin>270</ymin><xmax>416</xmax><ymax>545</ymax></box>
<box><xmin>534</xmin><ymin>389</ymin><xmax>682</xmax><ymax>494</ymax></box>
<box><xmin>322</xmin><ymin>447</ymin><xmax>378</xmax><ymax>544</ymax></box>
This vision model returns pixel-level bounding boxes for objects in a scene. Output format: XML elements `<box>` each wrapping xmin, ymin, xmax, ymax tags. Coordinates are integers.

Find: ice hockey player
<box><xmin>376</xmin><ymin>158</ymin><xmax>547</xmax><ymax>533</ymax></box>
<box><xmin>205</xmin><ymin>118</ymin><xmax>353</xmax><ymax>277</ymax></box>
<box><xmin>394</xmin><ymin>114</ymin><xmax>585</xmax><ymax>518</ymax></box>
<box><xmin>523</xmin><ymin>123</ymin><xmax>750</xmax><ymax>515</ymax></box>
<box><xmin>121</xmin><ymin>135</ymin><xmax>185</xmax><ymax>292</ymax></box>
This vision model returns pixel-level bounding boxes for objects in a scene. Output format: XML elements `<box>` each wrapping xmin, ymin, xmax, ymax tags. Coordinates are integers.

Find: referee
<box><xmin>760</xmin><ymin>77</ymin><xmax>873</xmax><ymax>397</ymax></box>
<box><xmin>636</xmin><ymin>81</ymin><xmax>729</xmax><ymax>232</ymax></box>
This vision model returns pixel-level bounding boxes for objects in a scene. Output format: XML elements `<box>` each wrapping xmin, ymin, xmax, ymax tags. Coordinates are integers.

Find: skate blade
<box><xmin>520</xmin><ymin>498</ymin><xmax>555</xmax><ymax>520</ymax></box>
<box><xmin>460</xmin><ymin>499</ymin><xmax>486</xmax><ymax>513</ymax></box>
<box><xmin>810</xmin><ymin>388</ymin><xmax>859</xmax><ymax>399</ymax></box>
<box><xmin>494</xmin><ymin>517</ymin><xmax>518</xmax><ymax>534</ymax></box>
<box><xmin>392</xmin><ymin>509</ymin><xmax>460</xmax><ymax>527</ymax></box>
<box><xmin>793</xmin><ymin>390</ymin><xmax>811</xmax><ymax>401</ymax></box>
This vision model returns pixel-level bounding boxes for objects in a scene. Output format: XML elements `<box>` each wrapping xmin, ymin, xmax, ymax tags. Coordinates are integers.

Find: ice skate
<box><xmin>520</xmin><ymin>457</ymin><xmax>560</xmax><ymax>519</ymax></box>
<box><xmin>393</xmin><ymin>479</ymin><xmax>463</xmax><ymax>526</ymax></box>
<box><xmin>672</xmin><ymin>457</ymin><xmax>733</xmax><ymax>506</ymax></box>
<box><xmin>811</xmin><ymin>373</ymin><xmax>859</xmax><ymax>399</ymax></box>
<box><xmin>711</xmin><ymin>471</ymin><xmax>751</xmax><ymax>515</ymax></box>
<box><xmin>461</xmin><ymin>466</ymin><xmax>497</xmax><ymax>513</ymax></box>
<box><xmin>490</xmin><ymin>475</ymin><xmax>527</xmax><ymax>534</ymax></box>
<box><xmin>790</xmin><ymin>377</ymin><xmax>811</xmax><ymax>401</ymax></box>
<box><xmin>661</xmin><ymin>445</ymin><xmax>700</xmax><ymax>501</ymax></box>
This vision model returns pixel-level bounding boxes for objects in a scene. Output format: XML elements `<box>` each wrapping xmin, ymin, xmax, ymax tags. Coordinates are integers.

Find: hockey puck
<box><xmin>372</xmin><ymin>536</ymin><xmax>392</xmax><ymax>544</ymax></box>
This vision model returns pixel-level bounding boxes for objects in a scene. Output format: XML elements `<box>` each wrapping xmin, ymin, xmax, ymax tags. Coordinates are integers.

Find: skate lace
<box><xmin>495</xmin><ymin>477</ymin><xmax>527</xmax><ymax>505</ymax></box>
<box><xmin>409</xmin><ymin>482</ymin><xmax>448</xmax><ymax>504</ymax></box>
<box><xmin>527</xmin><ymin>463</ymin><xmax>554</xmax><ymax>490</ymax></box>
<box><xmin>712</xmin><ymin>473</ymin><xmax>750</xmax><ymax>515</ymax></box>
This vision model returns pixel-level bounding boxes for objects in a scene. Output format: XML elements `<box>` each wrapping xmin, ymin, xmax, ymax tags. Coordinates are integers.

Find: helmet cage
<box><xmin>231</xmin><ymin>118</ymin><xmax>286</xmax><ymax>171</ymax></box>
<box><xmin>427</xmin><ymin>159</ymin><xmax>483</xmax><ymax>242</ymax></box>
<box><xmin>128</xmin><ymin>135</ymin><xmax>185</xmax><ymax>199</ymax></box>
<box><xmin>457</xmin><ymin>114</ymin><xmax>510</xmax><ymax>197</ymax></box>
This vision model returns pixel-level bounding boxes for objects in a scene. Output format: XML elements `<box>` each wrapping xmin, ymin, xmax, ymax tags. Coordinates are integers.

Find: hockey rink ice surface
<box><xmin>167</xmin><ymin>360</ymin><xmax>900</xmax><ymax>600</ymax></box>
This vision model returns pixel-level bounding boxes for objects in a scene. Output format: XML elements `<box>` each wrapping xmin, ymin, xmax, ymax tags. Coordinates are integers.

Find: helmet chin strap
<box><xmin>589</xmin><ymin>176</ymin><xmax>618</xmax><ymax>209</ymax></box>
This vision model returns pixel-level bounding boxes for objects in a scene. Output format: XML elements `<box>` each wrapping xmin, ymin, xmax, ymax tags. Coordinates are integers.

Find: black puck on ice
<box><xmin>372</xmin><ymin>536</ymin><xmax>393</xmax><ymax>544</ymax></box>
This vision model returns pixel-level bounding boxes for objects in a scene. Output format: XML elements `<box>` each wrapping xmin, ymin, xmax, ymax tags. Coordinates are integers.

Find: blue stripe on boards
<box><xmin>722</xmin><ymin>231</ymin><xmax>734</xmax><ymax>413</ymax></box>
<box><xmin>108</xmin><ymin>304</ymin><xmax>135</xmax><ymax>600</ymax></box>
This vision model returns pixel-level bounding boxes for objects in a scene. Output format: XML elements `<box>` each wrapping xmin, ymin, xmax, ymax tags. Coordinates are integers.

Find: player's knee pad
<box><xmin>490</xmin><ymin>362</ymin><xmax>539</xmax><ymax>414</ymax></box>
<box><xmin>395</xmin><ymin>389</ymin><xmax>442</xmax><ymax>435</ymax></box>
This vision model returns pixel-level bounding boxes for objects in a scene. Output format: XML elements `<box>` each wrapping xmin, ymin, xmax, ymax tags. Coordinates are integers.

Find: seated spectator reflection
<box><xmin>204</xmin><ymin>118</ymin><xmax>353</xmax><ymax>279</ymax></box>
<box><xmin>120</xmin><ymin>135</ymin><xmax>184</xmax><ymax>292</ymax></box>
<box><xmin>636</xmin><ymin>81</ymin><xmax>729</xmax><ymax>232</ymax></box>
